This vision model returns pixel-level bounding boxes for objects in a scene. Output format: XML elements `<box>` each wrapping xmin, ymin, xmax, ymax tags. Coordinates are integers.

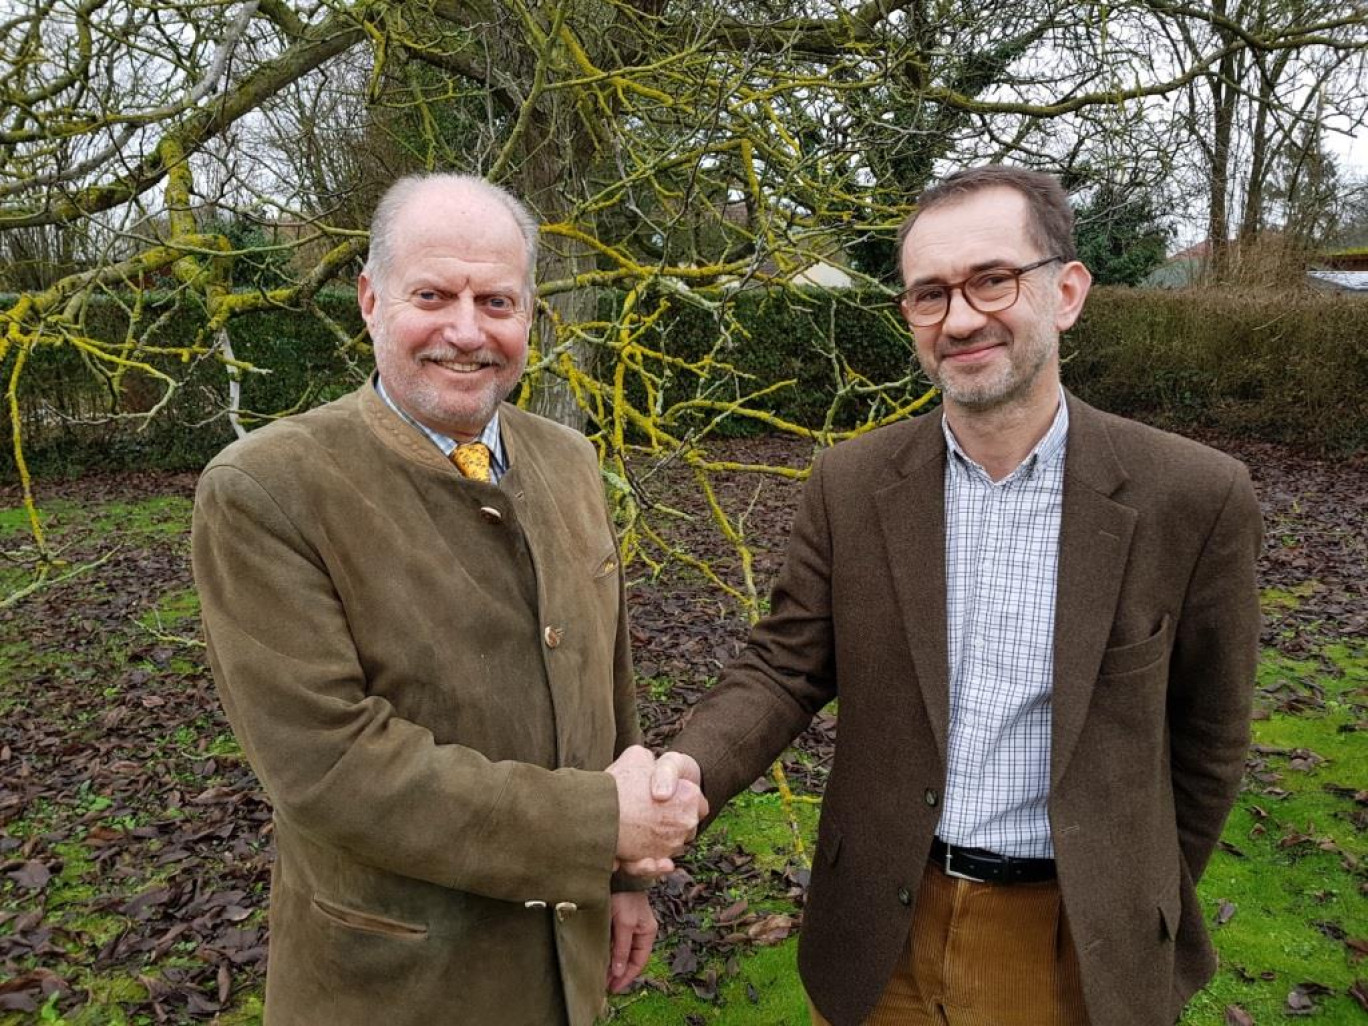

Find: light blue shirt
<box><xmin>374</xmin><ymin>376</ymin><xmax>507</xmax><ymax>483</ymax></box>
<box><xmin>937</xmin><ymin>392</ymin><xmax>1069</xmax><ymax>858</ymax></box>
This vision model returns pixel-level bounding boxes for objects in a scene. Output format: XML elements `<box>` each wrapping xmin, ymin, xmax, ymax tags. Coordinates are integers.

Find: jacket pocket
<box><xmin>311</xmin><ymin>895</ymin><xmax>429</xmax><ymax>940</ymax></box>
<box><xmin>1157</xmin><ymin>880</ymin><xmax>1182</xmax><ymax>943</ymax></box>
<box><xmin>1098</xmin><ymin>615</ymin><xmax>1171</xmax><ymax>678</ymax></box>
<box><xmin>592</xmin><ymin>550</ymin><xmax>620</xmax><ymax>579</ymax></box>
<box><xmin>817</xmin><ymin>822</ymin><xmax>842</xmax><ymax>866</ymax></box>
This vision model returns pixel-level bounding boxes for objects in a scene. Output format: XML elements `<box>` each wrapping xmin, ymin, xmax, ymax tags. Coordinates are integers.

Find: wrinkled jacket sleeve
<box><xmin>672</xmin><ymin>450</ymin><xmax>839</xmax><ymax>809</ymax></box>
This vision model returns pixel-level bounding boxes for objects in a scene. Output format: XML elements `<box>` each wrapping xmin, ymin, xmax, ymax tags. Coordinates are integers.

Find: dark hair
<box><xmin>896</xmin><ymin>166</ymin><xmax>1076</xmax><ymax>281</ymax></box>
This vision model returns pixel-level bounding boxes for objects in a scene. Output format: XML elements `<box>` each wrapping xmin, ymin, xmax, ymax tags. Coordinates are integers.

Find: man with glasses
<box><xmin>647</xmin><ymin>166</ymin><xmax>1262</xmax><ymax>1024</ymax></box>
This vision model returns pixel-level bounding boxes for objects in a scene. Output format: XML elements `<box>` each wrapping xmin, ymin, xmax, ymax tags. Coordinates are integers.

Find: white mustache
<box><xmin>418</xmin><ymin>352</ymin><xmax>505</xmax><ymax>369</ymax></box>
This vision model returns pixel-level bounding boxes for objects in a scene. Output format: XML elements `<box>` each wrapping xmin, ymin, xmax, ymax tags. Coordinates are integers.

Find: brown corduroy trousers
<box><xmin>809</xmin><ymin>862</ymin><xmax>1090</xmax><ymax>1026</ymax></box>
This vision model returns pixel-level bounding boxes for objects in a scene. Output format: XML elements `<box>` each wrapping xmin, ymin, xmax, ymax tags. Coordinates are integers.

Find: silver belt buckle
<box><xmin>943</xmin><ymin>842</ymin><xmax>985</xmax><ymax>883</ymax></box>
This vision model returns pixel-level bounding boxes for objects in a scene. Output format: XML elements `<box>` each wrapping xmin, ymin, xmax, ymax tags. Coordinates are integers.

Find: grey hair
<box><xmin>364</xmin><ymin>173</ymin><xmax>540</xmax><ymax>299</ymax></box>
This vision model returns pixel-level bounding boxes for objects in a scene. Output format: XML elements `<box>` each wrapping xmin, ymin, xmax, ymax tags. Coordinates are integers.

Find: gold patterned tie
<box><xmin>452</xmin><ymin>441</ymin><xmax>493</xmax><ymax>483</ymax></box>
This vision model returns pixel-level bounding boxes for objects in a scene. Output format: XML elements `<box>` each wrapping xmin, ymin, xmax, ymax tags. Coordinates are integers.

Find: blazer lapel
<box><xmin>875</xmin><ymin>411</ymin><xmax>951</xmax><ymax>760</ymax></box>
<box><xmin>1051</xmin><ymin>394</ymin><xmax>1137</xmax><ymax>788</ymax></box>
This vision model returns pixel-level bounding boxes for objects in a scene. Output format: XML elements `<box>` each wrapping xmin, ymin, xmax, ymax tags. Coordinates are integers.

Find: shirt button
<box><xmin>924</xmin><ymin>789</ymin><xmax>938</xmax><ymax>807</ymax></box>
<box><xmin>479</xmin><ymin>506</ymin><xmax>503</xmax><ymax>524</ymax></box>
<box><xmin>544</xmin><ymin>626</ymin><xmax>564</xmax><ymax>649</ymax></box>
<box><xmin>897</xmin><ymin>887</ymin><xmax>912</xmax><ymax>906</ymax></box>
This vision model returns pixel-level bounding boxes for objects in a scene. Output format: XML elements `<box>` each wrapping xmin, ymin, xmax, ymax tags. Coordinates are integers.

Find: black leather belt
<box><xmin>930</xmin><ymin>837</ymin><xmax>1056</xmax><ymax>885</ymax></box>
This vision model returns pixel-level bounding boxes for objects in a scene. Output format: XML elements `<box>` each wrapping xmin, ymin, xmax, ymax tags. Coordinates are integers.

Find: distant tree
<box><xmin>1270</xmin><ymin>122</ymin><xmax>1344</xmax><ymax>247</ymax></box>
<box><xmin>1074</xmin><ymin>184</ymin><xmax>1172</xmax><ymax>286</ymax></box>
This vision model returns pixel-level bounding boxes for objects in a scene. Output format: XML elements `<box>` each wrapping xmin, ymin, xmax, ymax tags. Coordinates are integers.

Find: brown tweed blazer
<box><xmin>193</xmin><ymin>384</ymin><xmax>639</xmax><ymax>1026</ymax></box>
<box><xmin>673</xmin><ymin>392</ymin><xmax>1262</xmax><ymax>1026</ymax></box>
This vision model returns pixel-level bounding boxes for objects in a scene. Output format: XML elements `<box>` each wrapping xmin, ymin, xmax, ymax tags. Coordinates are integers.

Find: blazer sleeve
<box><xmin>1167</xmin><ymin>461</ymin><xmax>1263</xmax><ymax>881</ymax></box>
<box><xmin>671</xmin><ymin>450</ymin><xmax>840</xmax><ymax>810</ymax></box>
<box><xmin>191</xmin><ymin>462</ymin><xmax>621</xmax><ymax>908</ymax></box>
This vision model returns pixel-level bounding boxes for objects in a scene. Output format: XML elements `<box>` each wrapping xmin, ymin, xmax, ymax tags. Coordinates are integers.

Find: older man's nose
<box><xmin>441</xmin><ymin>297</ymin><xmax>483</xmax><ymax>348</ymax></box>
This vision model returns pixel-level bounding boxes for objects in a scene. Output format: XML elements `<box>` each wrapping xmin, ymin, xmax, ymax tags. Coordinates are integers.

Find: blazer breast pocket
<box><xmin>1097</xmin><ymin>615</ymin><xmax>1171</xmax><ymax>679</ymax></box>
<box><xmin>592</xmin><ymin>550</ymin><xmax>619</xmax><ymax>580</ymax></box>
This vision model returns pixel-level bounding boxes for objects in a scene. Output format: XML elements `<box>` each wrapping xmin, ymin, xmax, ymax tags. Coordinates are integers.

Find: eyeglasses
<box><xmin>898</xmin><ymin>256</ymin><xmax>1065</xmax><ymax>327</ymax></box>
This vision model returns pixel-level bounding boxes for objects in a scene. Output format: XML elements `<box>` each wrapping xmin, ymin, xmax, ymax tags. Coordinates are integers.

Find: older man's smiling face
<box><xmin>359</xmin><ymin>182</ymin><xmax>532</xmax><ymax>441</ymax></box>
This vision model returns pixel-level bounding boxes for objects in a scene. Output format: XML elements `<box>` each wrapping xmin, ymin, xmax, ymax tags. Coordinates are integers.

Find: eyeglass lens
<box><xmin>905</xmin><ymin>271</ymin><xmax>1019</xmax><ymax>325</ymax></box>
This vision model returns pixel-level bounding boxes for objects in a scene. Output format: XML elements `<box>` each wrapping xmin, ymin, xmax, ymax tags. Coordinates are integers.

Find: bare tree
<box><xmin>2</xmin><ymin>0</ymin><xmax>1366</xmax><ymax>601</ymax></box>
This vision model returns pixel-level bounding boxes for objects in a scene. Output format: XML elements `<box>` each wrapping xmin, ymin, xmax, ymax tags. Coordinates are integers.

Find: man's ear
<box><xmin>1053</xmin><ymin>261</ymin><xmax>1092</xmax><ymax>332</ymax></box>
<box><xmin>357</xmin><ymin>271</ymin><xmax>377</xmax><ymax>325</ymax></box>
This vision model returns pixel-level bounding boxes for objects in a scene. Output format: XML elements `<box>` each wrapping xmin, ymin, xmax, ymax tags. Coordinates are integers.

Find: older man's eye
<box><xmin>484</xmin><ymin>295</ymin><xmax>517</xmax><ymax>313</ymax></box>
<box><xmin>414</xmin><ymin>289</ymin><xmax>443</xmax><ymax>304</ymax></box>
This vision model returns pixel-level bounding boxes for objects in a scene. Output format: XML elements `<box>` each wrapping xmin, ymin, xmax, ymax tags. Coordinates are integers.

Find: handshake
<box><xmin>607</xmin><ymin>746</ymin><xmax>706</xmax><ymax>877</ymax></box>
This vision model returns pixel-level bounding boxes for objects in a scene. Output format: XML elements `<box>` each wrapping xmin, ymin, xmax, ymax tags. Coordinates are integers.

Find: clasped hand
<box><xmin>607</xmin><ymin>746</ymin><xmax>705</xmax><ymax>877</ymax></box>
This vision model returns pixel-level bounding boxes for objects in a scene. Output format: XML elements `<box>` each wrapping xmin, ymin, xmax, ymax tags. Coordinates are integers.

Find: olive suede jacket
<box><xmin>192</xmin><ymin>383</ymin><xmax>639</xmax><ymax>1026</ymax></box>
<box><xmin>673</xmin><ymin>393</ymin><xmax>1263</xmax><ymax>1026</ymax></box>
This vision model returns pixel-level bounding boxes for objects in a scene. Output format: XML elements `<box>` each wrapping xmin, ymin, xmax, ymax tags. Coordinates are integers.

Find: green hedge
<box><xmin>3</xmin><ymin>284</ymin><xmax>1364</xmax><ymax>478</ymax></box>
<box><xmin>2</xmin><ymin>291</ymin><xmax>367</xmax><ymax>475</ymax></box>
<box><xmin>1064</xmin><ymin>287</ymin><xmax>1368</xmax><ymax>452</ymax></box>
<box><xmin>617</xmin><ymin>286</ymin><xmax>913</xmax><ymax>435</ymax></box>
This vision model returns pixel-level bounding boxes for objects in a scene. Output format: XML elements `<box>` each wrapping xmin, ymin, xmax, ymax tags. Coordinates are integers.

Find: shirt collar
<box><xmin>374</xmin><ymin>375</ymin><xmax>506</xmax><ymax>473</ymax></box>
<box><xmin>942</xmin><ymin>387</ymin><xmax>1069</xmax><ymax>482</ymax></box>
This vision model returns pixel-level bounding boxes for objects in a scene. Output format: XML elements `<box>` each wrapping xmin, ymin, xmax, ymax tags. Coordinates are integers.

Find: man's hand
<box><xmin>608</xmin><ymin>746</ymin><xmax>707</xmax><ymax>874</ymax></box>
<box><xmin>650</xmin><ymin>751</ymin><xmax>702</xmax><ymax>801</ymax></box>
<box><xmin>606</xmin><ymin>891</ymin><xmax>657</xmax><ymax>994</ymax></box>
<box><xmin>615</xmin><ymin>751</ymin><xmax>705</xmax><ymax>877</ymax></box>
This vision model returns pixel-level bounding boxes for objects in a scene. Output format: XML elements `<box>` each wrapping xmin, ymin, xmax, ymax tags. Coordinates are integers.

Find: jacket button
<box><xmin>555</xmin><ymin>902</ymin><xmax>578</xmax><ymax>922</ymax></box>
<box><xmin>544</xmin><ymin>626</ymin><xmax>564</xmax><ymax>648</ymax></box>
<box><xmin>897</xmin><ymin>887</ymin><xmax>912</xmax><ymax>906</ymax></box>
<box><xmin>479</xmin><ymin>506</ymin><xmax>503</xmax><ymax>524</ymax></box>
<box><xmin>524</xmin><ymin>900</ymin><xmax>547</xmax><ymax>910</ymax></box>
<box><xmin>923</xmin><ymin>789</ymin><xmax>938</xmax><ymax>807</ymax></box>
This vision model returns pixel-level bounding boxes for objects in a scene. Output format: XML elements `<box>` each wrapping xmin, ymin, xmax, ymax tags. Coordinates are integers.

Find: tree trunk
<box><xmin>516</xmin><ymin>101</ymin><xmax>599</xmax><ymax>433</ymax></box>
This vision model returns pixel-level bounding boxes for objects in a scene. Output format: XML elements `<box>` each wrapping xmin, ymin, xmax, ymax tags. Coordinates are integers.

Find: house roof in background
<box><xmin>1307</xmin><ymin>270</ymin><xmax>1368</xmax><ymax>292</ymax></box>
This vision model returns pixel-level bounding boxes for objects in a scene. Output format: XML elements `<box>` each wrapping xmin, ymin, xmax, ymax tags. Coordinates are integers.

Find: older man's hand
<box><xmin>608</xmin><ymin>746</ymin><xmax>707</xmax><ymax>875</ymax></box>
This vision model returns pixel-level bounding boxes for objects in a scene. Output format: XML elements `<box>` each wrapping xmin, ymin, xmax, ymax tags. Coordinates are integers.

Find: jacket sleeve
<box><xmin>191</xmin><ymin>462</ymin><xmax>621</xmax><ymax>908</ymax></box>
<box><xmin>671</xmin><ymin>450</ymin><xmax>839</xmax><ymax>811</ymax></box>
<box><xmin>1167</xmin><ymin>462</ymin><xmax>1263</xmax><ymax>881</ymax></box>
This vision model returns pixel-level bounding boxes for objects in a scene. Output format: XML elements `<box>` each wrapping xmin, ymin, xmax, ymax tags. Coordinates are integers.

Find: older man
<box><xmin>192</xmin><ymin>173</ymin><xmax>704</xmax><ymax>1026</ymax></box>
<box><xmin>650</xmin><ymin>166</ymin><xmax>1262</xmax><ymax>1025</ymax></box>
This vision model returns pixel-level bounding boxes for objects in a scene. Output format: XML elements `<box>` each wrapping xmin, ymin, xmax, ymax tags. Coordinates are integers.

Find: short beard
<box><xmin>924</xmin><ymin>321</ymin><xmax>1057</xmax><ymax>412</ymax></box>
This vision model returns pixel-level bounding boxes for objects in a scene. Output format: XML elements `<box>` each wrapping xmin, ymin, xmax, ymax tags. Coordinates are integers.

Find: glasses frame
<box><xmin>898</xmin><ymin>255</ymin><xmax>1065</xmax><ymax>327</ymax></box>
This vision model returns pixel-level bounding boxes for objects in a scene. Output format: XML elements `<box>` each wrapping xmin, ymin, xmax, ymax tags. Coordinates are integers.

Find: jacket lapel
<box><xmin>875</xmin><ymin>411</ymin><xmax>951</xmax><ymax>761</ymax></box>
<box><xmin>1051</xmin><ymin>394</ymin><xmax>1137</xmax><ymax>788</ymax></box>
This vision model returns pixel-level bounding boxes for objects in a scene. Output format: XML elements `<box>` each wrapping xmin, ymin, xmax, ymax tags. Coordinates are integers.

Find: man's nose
<box><xmin>940</xmin><ymin>286</ymin><xmax>988</xmax><ymax>338</ymax></box>
<box><xmin>441</xmin><ymin>297</ymin><xmax>482</xmax><ymax>348</ymax></box>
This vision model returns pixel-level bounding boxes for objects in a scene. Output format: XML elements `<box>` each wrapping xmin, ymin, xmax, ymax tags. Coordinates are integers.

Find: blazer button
<box><xmin>544</xmin><ymin>625</ymin><xmax>564</xmax><ymax>649</ymax></box>
<box><xmin>923</xmin><ymin>788</ymin><xmax>938</xmax><ymax>807</ymax></box>
<box><xmin>479</xmin><ymin>506</ymin><xmax>503</xmax><ymax>524</ymax></box>
<box><xmin>524</xmin><ymin>900</ymin><xmax>547</xmax><ymax>910</ymax></box>
<box><xmin>897</xmin><ymin>887</ymin><xmax>912</xmax><ymax>906</ymax></box>
<box><xmin>555</xmin><ymin>901</ymin><xmax>578</xmax><ymax>922</ymax></box>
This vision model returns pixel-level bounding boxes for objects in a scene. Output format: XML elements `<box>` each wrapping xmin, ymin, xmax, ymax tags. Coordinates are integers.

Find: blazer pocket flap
<box><xmin>1099</xmin><ymin>615</ymin><xmax>1171</xmax><ymax>678</ymax></box>
<box><xmin>817</xmin><ymin>824</ymin><xmax>842</xmax><ymax>866</ymax></box>
<box><xmin>312</xmin><ymin>896</ymin><xmax>428</xmax><ymax>939</ymax></box>
<box><xmin>1157</xmin><ymin>880</ymin><xmax>1182</xmax><ymax>942</ymax></box>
